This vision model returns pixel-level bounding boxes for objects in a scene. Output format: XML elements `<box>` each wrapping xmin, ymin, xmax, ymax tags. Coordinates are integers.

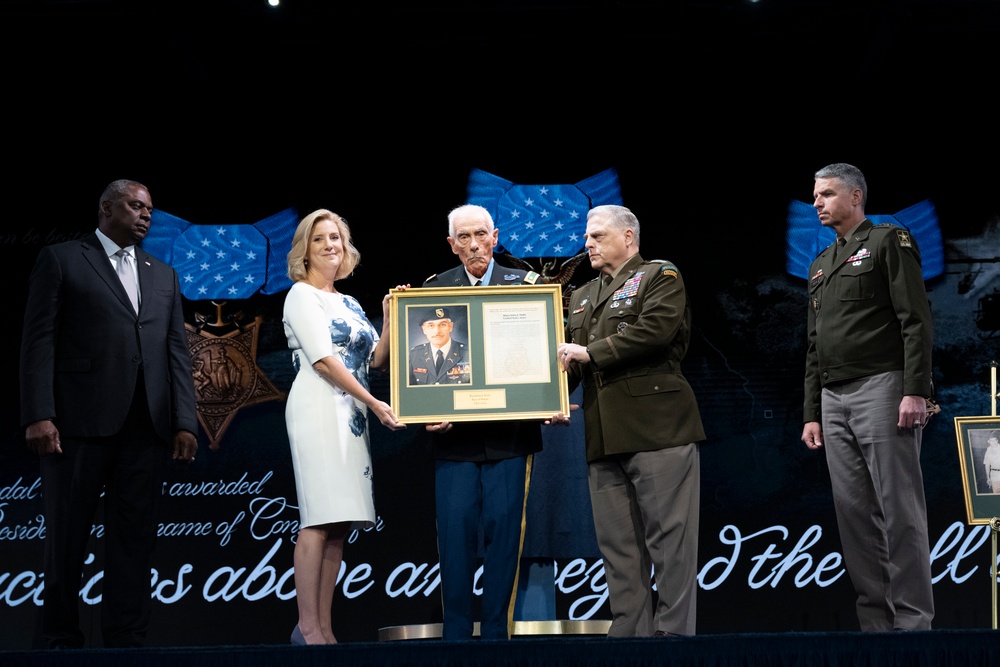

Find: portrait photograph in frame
<box><xmin>954</xmin><ymin>415</ymin><xmax>1000</xmax><ymax>524</ymax></box>
<box><xmin>406</xmin><ymin>304</ymin><xmax>473</xmax><ymax>387</ymax></box>
<box><xmin>389</xmin><ymin>284</ymin><xmax>570</xmax><ymax>424</ymax></box>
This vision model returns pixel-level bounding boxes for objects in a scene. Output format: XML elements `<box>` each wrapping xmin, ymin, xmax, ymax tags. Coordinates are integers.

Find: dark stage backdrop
<box><xmin>2</xmin><ymin>161</ymin><xmax>999</xmax><ymax>648</ymax></box>
<box><xmin>3</xmin><ymin>0</ymin><xmax>1000</xmax><ymax>651</ymax></box>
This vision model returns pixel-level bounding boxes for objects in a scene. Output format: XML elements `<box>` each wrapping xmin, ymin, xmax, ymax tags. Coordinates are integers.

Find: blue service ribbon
<box><xmin>467</xmin><ymin>167</ymin><xmax>624</xmax><ymax>258</ymax></box>
<box><xmin>785</xmin><ymin>199</ymin><xmax>943</xmax><ymax>280</ymax></box>
<box><xmin>143</xmin><ymin>208</ymin><xmax>298</xmax><ymax>300</ymax></box>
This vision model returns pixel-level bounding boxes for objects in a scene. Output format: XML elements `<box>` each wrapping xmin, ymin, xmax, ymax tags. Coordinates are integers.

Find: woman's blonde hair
<box><xmin>286</xmin><ymin>209</ymin><xmax>361</xmax><ymax>282</ymax></box>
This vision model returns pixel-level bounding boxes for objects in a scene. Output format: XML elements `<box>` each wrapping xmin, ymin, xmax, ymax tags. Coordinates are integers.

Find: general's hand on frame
<box><xmin>544</xmin><ymin>404</ymin><xmax>579</xmax><ymax>426</ymax></box>
<box><xmin>172</xmin><ymin>430</ymin><xmax>198</xmax><ymax>462</ymax></box>
<box><xmin>557</xmin><ymin>343</ymin><xmax>589</xmax><ymax>371</ymax></box>
<box><xmin>25</xmin><ymin>419</ymin><xmax>61</xmax><ymax>456</ymax></box>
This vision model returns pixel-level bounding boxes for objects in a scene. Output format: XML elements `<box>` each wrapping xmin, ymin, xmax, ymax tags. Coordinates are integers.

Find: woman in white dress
<box><xmin>283</xmin><ymin>209</ymin><xmax>406</xmax><ymax>645</ymax></box>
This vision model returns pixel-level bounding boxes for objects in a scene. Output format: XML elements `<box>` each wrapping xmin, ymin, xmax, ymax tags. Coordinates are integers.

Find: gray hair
<box><xmin>99</xmin><ymin>179</ymin><xmax>148</xmax><ymax>211</ymax></box>
<box><xmin>588</xmin><ymin>204</ymin><xmax>640</xmax><ymax>246</ymax></box>
<box><xmin>814</xmin><ymin>163</ymin><xmax>867</xmax><ymax>208</ymax></box>
<box><xmin>447</xmin><ymin>204</ymin><xmax>494</xmax><ymax>238</ymax></box>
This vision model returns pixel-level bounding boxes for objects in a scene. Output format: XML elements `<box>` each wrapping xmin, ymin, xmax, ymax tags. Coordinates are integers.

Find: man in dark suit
<box><xmin>20</xmin><ymin>179</ymin><xmax>198</xmax><ymax>648</ymax></box>
<box><xmin>408</xmin><ymin>307</ymin><xmax>471</xmax><ymax>385</ymax></box>
<box><xmin>557</xmin><ymin>204</ymin><xmax>706</xmax><ymax>637</ymax></box>
<box><xmin>422</xmin><ymin>204</ymin><xmax>541</xmax><ymax>640</ymax></box>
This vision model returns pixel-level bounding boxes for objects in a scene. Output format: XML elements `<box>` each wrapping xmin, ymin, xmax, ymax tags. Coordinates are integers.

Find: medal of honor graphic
<box><xmin>145</xmin><ymin>209</ymin><xmax>294</xmax><ymax>449</ymax></box>
<box><xmin>465</xmin><ymin>166</ymin><xmax>626</xmax><ymax>311</ymax></box>
<box><xmin>785</xmin><ymin>199</ymin><xmax>943</xmax><ymax>281</ymax></box>
<box><xmin>186</xmin><ymin>304</ymin><xmax>285</xmax><ymax>450</ymax></box>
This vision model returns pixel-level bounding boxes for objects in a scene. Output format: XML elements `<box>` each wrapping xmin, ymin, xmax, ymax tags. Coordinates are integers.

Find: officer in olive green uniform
<box><xmin>802</xmin><ymin>163</ymin><xmax>934</xmax><ymax>632</ymax></box>
<box><xmin>558</xmin><ymin>205</ymin><xmax>705</xmax><ymax>637</ymax></box>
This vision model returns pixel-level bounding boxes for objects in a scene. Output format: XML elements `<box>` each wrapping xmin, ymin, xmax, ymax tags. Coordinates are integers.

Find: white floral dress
<box><xmin>282</xmin><ymin>282</ymin><xmax>378</xmax><ymax>528</ymax></box>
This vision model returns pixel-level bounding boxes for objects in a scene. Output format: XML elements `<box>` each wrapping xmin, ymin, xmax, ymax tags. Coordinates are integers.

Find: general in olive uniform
<box><xmin>802</xmin><ymin>163</ymin><xmax>935</xmax><ymax>632</ymax></box>
<box><xmin>558</xmin><ymin>204</ymin><xmax>705</xmax><ymax>637</ymax></box>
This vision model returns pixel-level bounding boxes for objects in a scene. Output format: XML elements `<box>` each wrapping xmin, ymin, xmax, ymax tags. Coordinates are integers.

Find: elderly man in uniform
<box><xmin>801</xmin><ymin>162</ymin><xmax>935</xmax><ymax>632</ymax></box>
<box><xmin>557</xmin><ymin>204</ymin><xmax>706</xmax><ymax>637</ymax></box>
<box><xmin>409</xmin><ymin>307</ymin><xmax>471</xmax><ymax>385</ymax></box>
<box><xmin>420</xmin><ymin>204</ymin><xmax>542</xmax><ymax>640</ymax></box>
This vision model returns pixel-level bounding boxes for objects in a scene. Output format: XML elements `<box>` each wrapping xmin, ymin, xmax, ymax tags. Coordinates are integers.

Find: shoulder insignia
<box><xmin>654</xmin><ymin>260</ymin><xmax>678</xmax><ymax>278</ymax></box>
<box><xmin>895</xmin><ymin>229</ymin><xmax>913</xmax><ymax>248</ymax></box>
<box><xmin>524</xmin><ymin>271</ymin><xmax>540</xmax><ymax>284</ymax></box>
<box><xmin>423</xmin><ymin>273</ymin><xmax>438</xmax><ymax>284</ymax></box>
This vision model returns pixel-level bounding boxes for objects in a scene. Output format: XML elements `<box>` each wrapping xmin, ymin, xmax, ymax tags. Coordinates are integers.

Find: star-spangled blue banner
<box><xmin>143</xmin><ymin>208</ymin><xmax>298</xmax><ymax>301</ymax></box>
<box><xmin>467</xmin><ymin>167</ymin><xmax>624</xmax><ymax>258</ymax></box>
<box><xmin>785</xmin><ymin>199</ymin><xmax>944</xmax><ymax>281</ymax></box>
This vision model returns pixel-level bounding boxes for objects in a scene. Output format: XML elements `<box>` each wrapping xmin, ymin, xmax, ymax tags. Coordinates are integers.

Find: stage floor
<box><xmin>4</xmin><ymin>629</ymin><xmax>999</xmax><ymax>667</ymax></box>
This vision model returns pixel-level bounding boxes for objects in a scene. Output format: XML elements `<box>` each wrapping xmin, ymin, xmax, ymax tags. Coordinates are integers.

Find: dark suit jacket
<box><xmin>421</xmin><ymin>262</ymin><xmax>542</xmax><ymax>462</ymax></box>
<box><xmin>565</xmin><ymin>253</ymin><xmax>706</xmax><ymax>463</ymax></box>
<box><xmin>20</xmin><ymin>232</ymin><xmax>198</xmax><ymax>442</ymax></box>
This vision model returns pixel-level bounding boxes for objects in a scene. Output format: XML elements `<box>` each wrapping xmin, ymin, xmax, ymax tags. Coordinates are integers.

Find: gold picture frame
<box><xmin>954</xmin><ymin>415</ymin><xmax>1000</xmax><ymax>525</ymax></box>
<box><xmin>389</xmin><ymin>284</ymin><xmax>569</xmax><ymax>424</ymax></box>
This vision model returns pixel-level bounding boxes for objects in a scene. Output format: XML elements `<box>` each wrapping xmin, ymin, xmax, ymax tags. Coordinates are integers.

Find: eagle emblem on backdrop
<box><xmin>785</xmin><ymin>199</ymin><xmax>945</xmax><ymax>281</ymax></box>
<box><xmin>143</xmin><ymin>208</ymin><xmax>295</xmax><ymax>449</ymax></box>
<box><xmin>466</xmin><ymin>167</ymin><xmax>625</xmax><ymax>309</ymax></box>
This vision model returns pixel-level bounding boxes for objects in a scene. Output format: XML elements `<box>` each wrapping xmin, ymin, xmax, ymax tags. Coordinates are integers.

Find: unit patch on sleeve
<box><xmin>658</xmin><ymin>261</ymin><xmax>678</xmax><ymax>278</ymax></box>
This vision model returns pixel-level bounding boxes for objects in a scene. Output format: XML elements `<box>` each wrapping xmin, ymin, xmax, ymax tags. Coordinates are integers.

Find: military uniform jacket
<box><xmin>409</xmin><ymin>341</ymin><xmax>471</xmax><ymax>385</ymax></box>
<box><xmin>803</xmin><ymin>219</ymin><xmax>933</xmax><ymax>423</ymax></box>
<box><xmin>420</xmin><ymin>261</ymin><xmax>543</xmax><ymax>462</ymax></box>
<box><xmin>565</xmin><ymin>253</ymin><xmax>706</xmax><ymax>463</ymax></box>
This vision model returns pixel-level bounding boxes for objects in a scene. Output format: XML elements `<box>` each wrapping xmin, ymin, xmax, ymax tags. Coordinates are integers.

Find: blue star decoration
<box><xmin>143</xmin><ymin>208</ymin><xmax>298</xmax><ymax>300</ymax></box>
<box><xmin>467</xmin><ymin>167</ymin><xmax>624</xmax><ymax>258</ymax></box>
<box><xmin>785</xmin><ymin>199</ymin><xmax>944</xmax><ymax>281</ymax></box>
<box><xmin>141</xmin><ymin>209</ymin><xmax>296</xmax><ymax>450</ymax></box>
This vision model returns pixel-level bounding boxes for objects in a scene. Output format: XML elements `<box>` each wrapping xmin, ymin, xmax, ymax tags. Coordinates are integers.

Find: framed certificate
<box><xmin>954</xmin><ymin>415</ymin><xmax>1000</xmax><ymax>524</ymax></box>
<box><xmin>389</xmin><ymin>284</ymin><xmax>569</xmax><ymax>424</ymax></box>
